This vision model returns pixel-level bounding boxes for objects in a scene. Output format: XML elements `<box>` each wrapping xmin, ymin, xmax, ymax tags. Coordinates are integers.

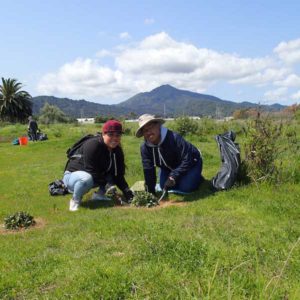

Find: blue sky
<box><xmin>1</xmin><ymin>0</ymin><xmax>300</xmax><ymax>105</ymax></box>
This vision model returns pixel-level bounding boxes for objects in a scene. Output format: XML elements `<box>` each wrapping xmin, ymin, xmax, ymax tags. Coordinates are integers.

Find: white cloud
<box><xmin>264</xmin><ymin>87</ymin><xmax>288</xmax><ymax>101</ymax></box>
<box><xmin>230</xmin><ymin>67</ymin><xmax>289</xmax><ymax>86</ymax></box>
<box><xmin>116</xmin><ymin>32</ymin><xmax>272</xmax><ymax>81</ymax></box>
<box><xmin>37</xmin><ymin>32</ymin><xmax>300</xmax><ymax>104</ymax></box>
<box><xmin>119</xmin><ymin>32</ymin><xmax>131</xmax><ymax>40</ymax></box>
<box><xmin>274</xmin><ymin>74</ymin><xmax>300</xmax><ymax>88</ymax></box>
<box><xmin>95</xmin><ymin>49</ymin><xmax>111</xmax><ymax>58</ymax></box>
<box><xmin>274</xmin><ymin>38</ymin><xmax>300</xmax><ymax>65</ymax></box>
<box><xmin>37</xmin><ymin>58</ymin><xmax>131</xmax><ymax>100</ymax></box>
<box><xmin>291</xmin><ymin>90</ymin><xmax>300</xmax><ymax>100</ymax></box>
<box><xmin>144</xmin><ymin>18</ymin><xmax>155</xmax><ymax>25</ymax></box>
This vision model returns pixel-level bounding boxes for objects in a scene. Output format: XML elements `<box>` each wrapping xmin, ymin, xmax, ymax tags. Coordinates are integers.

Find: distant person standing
<box><xmin>28</xmin><ymin>116</ymin><xmax>39</xmax><ymax>141</ymax></box>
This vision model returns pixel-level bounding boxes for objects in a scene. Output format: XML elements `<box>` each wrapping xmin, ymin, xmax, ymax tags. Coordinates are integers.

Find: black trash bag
<box><xmin>49</xmin><ymin>179</ymin><xmax>69</xmax><ymax>196</ymax></box>
<box><xmin>212</xmin><ymin>131</ymin><xmax>241</xmax><ymax>191</ymax></box>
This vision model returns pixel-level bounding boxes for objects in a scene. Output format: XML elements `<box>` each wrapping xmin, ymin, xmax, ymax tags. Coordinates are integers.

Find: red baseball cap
<box><xmin>102</xmin><ymin>120</ymin><xmax>123</xmax><ymax>133</ymax></box>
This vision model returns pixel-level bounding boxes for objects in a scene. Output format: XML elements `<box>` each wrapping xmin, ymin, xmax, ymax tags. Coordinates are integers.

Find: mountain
<box><xmin>117</xmin><ymin>84</ymin><xmax>285</xmax><ymax>117</ymax></box>
<box><xmin>31</xmin><ymin>85</ymin><xmax>286</xmax><ymax>118</ymax></box>
<box><xmin>31</xmin><ymin>96</ymin><xmax>132</xmax><ymax>118</ymax></box>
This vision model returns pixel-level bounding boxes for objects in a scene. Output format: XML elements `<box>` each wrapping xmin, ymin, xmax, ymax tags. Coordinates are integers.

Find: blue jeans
<box><xmin>63</xmin><ymin>171</ymin><xmax>94</xmax><ymax>203</ymax></box>
<box><xmin>159</xmin><ymin>160</ymin><xmax>203</xmax><ymax>193</ymax></box>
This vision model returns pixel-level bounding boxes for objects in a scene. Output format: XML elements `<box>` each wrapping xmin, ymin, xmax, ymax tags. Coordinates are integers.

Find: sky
<box><xmin>1</xmin><ymin>0</ymin><xmax>300</xmax><ymax>106</ymax></box>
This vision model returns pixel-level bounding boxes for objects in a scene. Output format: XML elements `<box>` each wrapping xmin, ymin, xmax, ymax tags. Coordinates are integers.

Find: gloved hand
<box><xmin>164</xmin><ymin>177</ymin><xmax>176</xmax><ymax>190</ymax></box>
<box><xmin>123</xmin><ymin>188</ymin><xmax>134</xmax><ymax>202</ymax></box>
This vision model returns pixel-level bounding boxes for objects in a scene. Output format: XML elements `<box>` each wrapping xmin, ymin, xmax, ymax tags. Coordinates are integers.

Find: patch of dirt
<box><xmin>0</xmin><ymin>136</ymin><xmax>12</xmax><ymax>143</ymax></box>
<box><xmin>0</xmin><ymin>218</ymin><xmax>46</xmax><ymax>235</ymax></box>
<box><xmin>115</xmin><ymin>199</ymin><xmax>188</xmax><ymax>209</ymax></box>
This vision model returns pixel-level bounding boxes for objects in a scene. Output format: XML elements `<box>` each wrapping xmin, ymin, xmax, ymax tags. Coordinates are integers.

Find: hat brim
<box><xmin>135</xmin><ymin>118</ymin><xmax>165</xmax><ymax>138</ymax></box>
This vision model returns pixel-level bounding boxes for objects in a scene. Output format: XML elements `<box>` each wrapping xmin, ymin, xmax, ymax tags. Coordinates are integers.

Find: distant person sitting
<box><xmin>28</xmin><ymin>116</ymin><xmax>39</xmax><ymax>141</ymax></box>
<box><xmin>136</xmin><ymin>114</ymin><xmax>203</xmax><ymax>194</ymax></box>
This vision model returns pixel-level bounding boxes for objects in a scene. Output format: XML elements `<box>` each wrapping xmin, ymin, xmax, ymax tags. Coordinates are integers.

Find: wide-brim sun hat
<box><xmin>135</xmin><ymin>114</ymin><xmax>165</xmax><ymax>138</ymax></box>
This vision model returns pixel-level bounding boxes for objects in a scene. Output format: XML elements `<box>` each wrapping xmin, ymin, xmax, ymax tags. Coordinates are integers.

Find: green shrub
<box><xmin>242</xmin><ymin>113</ymin><xmax>299</xmax><ymax>183</ymax></box>
<box><xmin>4</xmin><ymin>211</ymin><xmax>36</xmax><ymax>230</ymax></box>
<box><xmin>38</xmin><ymin>103</ymin><xmax>70</xmax><ymax>124</ymax></box>
<box><xmin>173</xmin><ymin>116</ymin><xmax>198</xmax><ymax>136</ymax></box>
<box><xmin>94</xmin><ymin>115</ymin><xmax>115</xmax><ymax>123</ymax></box>
<box><xmin>131</xmin><ymin>191</ymin><xmax>158</xmax><ymax>208</ymax></box>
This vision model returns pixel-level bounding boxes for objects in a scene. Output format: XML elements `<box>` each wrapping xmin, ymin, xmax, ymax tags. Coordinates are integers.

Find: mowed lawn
<box><xmin>0</xmin><ymin>122</ymin><xmax>299</xmax><ymax>299</ymax></box>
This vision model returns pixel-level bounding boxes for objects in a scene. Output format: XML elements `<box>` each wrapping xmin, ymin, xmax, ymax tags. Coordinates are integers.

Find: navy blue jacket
<box><xmin>140</xmin><ymin>128</ymin><xmax>202</xmax><ymax>193</ymax></box>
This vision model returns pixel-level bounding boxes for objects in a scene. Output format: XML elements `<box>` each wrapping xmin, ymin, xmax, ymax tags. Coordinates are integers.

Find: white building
<box><xmin>77</xmin><ymin>118</ymin><xmax>95</xmax><ymax>124</ymax></box>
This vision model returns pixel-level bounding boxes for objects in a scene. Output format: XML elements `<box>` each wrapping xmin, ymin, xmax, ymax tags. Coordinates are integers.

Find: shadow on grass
<box><xmin>179</xmin><ymin>178</ymin><xmax>216</xmax><ymax>203</ymax></box>
<box><xmin>81</xmin><ymin>178</ymin><xmax>216</xmax><ymax>209</ymax></box>
<box><xmin>81</xmin><ymin>199</ymin><xmax>115</xmax><ymax>210</ymax></box>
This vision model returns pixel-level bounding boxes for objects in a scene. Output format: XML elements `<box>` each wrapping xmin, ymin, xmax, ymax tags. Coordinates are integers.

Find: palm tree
<box><xmin>0</xmin><ymin>78</ymin><xmax>32</xmax><ymax>122</ymax></box>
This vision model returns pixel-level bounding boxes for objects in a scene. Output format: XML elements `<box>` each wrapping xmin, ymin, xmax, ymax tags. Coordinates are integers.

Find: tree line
<box><xmin>0</xmin><ymin>78</ymin><xmax>75</xmax><ymax>124</ymax></box>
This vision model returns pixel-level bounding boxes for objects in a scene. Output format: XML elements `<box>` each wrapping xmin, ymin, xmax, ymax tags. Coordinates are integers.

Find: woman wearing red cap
<box><xmin>63</xmin><ymin>120</ymin><xmax>134</xmax><ymax>211</ymax></box>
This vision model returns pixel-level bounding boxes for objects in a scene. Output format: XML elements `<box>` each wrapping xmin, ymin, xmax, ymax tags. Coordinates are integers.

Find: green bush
<box><xmin>173</xmin><ymin>116</ymin><xmax>198</xmax><ymax>136</ymax></box>
<box><xmin>94</xmin><ymin>115</ymin><xmax>115</xmax><ymax>123</ymax></box>
<box><xmin>131</xmin><ymin>191</ymin><xmax>158</xmax><ymax>207</ymax></box>
<box><xmin>242</xmin><ymin>113</ymin><xmax>299</xmax><ymax>183</ymax></box>
<box><xmin>38</xmin><ymin>103</ymin><xmax>70</xmax><ymax>124</ymax></box>
<box><xmin>4</xmin><ymin>211</ymin><xmax>36</xmax><ymax>230</ymax></box>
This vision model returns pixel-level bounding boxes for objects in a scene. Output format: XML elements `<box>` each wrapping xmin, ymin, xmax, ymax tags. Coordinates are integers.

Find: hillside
<box><xmin>31</xmin><ymin>96</ymin><xmax>131</xmax><ymax>118</ymax></box>
<box><xmin>31</xmin><ymin>85</ymin><xmax>286</xmax><ymax>118</ymax></box>
<box><xmin>117</xmin><ymin>85</ymin><xmax>285</xmax><ymax>117</ymax></box>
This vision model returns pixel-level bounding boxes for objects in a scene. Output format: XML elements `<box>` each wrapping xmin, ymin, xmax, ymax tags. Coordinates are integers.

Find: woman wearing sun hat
<box><xmin>136</xmin><ymin>114</ymin><xmax>203</xmax><ymax>194</ymax></box>
<box><xmin>63</xmin><ymin>119</ymin><xmax>134</xmax><ymax>211</ymax></box>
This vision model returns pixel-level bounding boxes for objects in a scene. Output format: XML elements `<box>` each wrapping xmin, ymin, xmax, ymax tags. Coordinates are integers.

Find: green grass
<box><xmin>0</xmin><ymin>122</ymin><xmax>299</xmax><ymax>299</ymax></box>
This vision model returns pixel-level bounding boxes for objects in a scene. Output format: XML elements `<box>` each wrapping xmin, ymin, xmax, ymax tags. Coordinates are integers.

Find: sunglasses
<box><xmin>105</xmin><ymin>132</ymin><xmax>122</xmax><ymax>137</ymax></box>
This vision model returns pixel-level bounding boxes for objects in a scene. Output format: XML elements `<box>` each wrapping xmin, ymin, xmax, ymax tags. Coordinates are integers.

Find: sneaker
<box><xmin>69</xmin><ymin>199</ymin><xmax>79</xmax><ymax>211</ymax></box>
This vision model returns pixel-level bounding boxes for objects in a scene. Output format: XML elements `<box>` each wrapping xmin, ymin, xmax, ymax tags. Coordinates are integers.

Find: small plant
<box><xmin>4</xmin><ymin>211</ymin><xmax>36</xmax><ymax>230</ymax></box>
<box><xmin>131</xmin><ymin>191</ymin><xmax>158</xmax><ymax>208</ymax></box>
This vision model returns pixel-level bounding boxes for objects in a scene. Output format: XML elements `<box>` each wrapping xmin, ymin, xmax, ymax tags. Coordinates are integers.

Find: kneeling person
<box><xmin>136</xmin><ymin>114</ymin><xmax>203</xmax><ymax>194</ymax></box>
<box><xmin>63</xmin><ymin>120</ymin><xmax>134</xmax><ymax>211</ymax></box>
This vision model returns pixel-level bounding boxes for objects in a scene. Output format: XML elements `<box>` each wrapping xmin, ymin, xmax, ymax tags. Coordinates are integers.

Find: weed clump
<box><xmin>131</xmin><ymin>191</ymin><xmax>158</xmax><ymax>208</ymax></box>
<box><xmin>172</xmin><ymin>116</ymin><xmax>198</xmax><ymax>136</ymax></box>
<box><xmin>4</xmin><ymin>211</ymin><xmax>36</xmax><ymax>230</ymax></box>
<box><xmin>242</xmin><ymin>112</ymin><xmax>299</xmax><ymax>183</ymax></box>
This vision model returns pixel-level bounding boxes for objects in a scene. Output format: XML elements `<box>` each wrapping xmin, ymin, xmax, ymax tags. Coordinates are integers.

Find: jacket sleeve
<box><xmin>141</xmin><ymin>144</ymin><xmax>156</xmax><ymax>194</ymax></box>
<box><xmin>113</xmin><ymin>148</ymin><xmax>130</xmax><ymax>192</ymax></box>
<box><xmin>169</xmin><ymin>134</ymin><xmax>197</xmax><ymax>181</ymax></box>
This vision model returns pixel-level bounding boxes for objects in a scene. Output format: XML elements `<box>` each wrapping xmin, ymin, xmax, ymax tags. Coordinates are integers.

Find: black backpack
<box><xmin>212</xmin><ymin>131</ymin><xmax>241</xmax><ymax>191</ymax></box>
<box><xmin>49</xmin><ymin>179</ymin><xmax>68</xmax><ymax>196</ymax></box>
<box><xmin>64</xmin><ymin>134</ymin><xmax>101</xmax><ymax>171</ymax></box>
<box><xmin>66</xmin><ymin>134</ymin><xmax>100</xmax><ymax>158</ymax></box>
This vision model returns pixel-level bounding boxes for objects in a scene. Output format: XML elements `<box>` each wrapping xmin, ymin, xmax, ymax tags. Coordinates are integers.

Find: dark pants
<box><xmin>159</xmin><ymin>160</ymin><xmax>203</xmax><ymax>193</ymax></box>
<box><xmin>29</xmin><ymin>129</ymin><xmax>38</xmax><ymax>141</ymax></box>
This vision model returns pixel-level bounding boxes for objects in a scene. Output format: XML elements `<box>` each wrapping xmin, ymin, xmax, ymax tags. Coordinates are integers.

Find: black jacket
<box><xmin>140</xmin><ymin>128</ymin><xmax>202</xmax><ymax>193</ymax></box>
<box><xmin>28</xmin><ymin>120</ymin><xmax>38</xmax><ymax>132</ymax></box>
<box><xmin>65</xmin><ymin>136</ymin><xmax>129</xmax><ymax>192</ymax></box>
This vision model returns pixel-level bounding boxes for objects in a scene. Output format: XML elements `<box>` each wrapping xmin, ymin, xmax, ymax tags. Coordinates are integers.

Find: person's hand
<box><xmin>164</xmin><ymin>177</ymin><xmax>176</xmax><ymax>190</ymax></box>
<box><xmin>123</xmin><ymin>188</ymin><xmax>134</xmax><ymax>202</ymax></box>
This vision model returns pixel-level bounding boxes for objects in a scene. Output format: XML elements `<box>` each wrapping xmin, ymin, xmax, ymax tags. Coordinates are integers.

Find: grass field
<box><xmin>0</xmin><ymin>121</ymin><xmax>299</xmax><ymax>299</ymax></box>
